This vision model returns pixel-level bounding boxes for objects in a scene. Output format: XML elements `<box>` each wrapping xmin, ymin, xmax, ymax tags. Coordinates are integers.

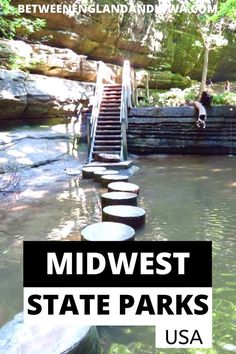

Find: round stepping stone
<box><xmin>82</xmin><ymin>166</ymin><xmax>106</xmax><ymax>179</ymax></box>
<box><xmin>102</xmin><ymin>205</ymin><xmax>145</xmax><ymax>229</ymax></box>
<box><xmin>108</xmin><ymin>181</ymin><xmax>140</xmax><ymax>194</ymax></box>
<box><xmin>101</xmin><ymin>174</ymin><xmax>129</xmax><ymax>187</ymax></box>
<box><xmin>0</xmin><ymin>313</ymin><xmax>100</xmax><ymax>354</ymax></box>
<box><xmin>81</xmin><ymin>222</ymin><xmax>135</xmax><ymax>241</ymax></box>
<box><xmin>101</xmin><ymin>192</ymin><xmax>138</xmax><ymax>208</ymax></box>
<box><xmin>93</xmin><ymin>169</ymin><xmax>119</xmax><ymax>182</ymax></box>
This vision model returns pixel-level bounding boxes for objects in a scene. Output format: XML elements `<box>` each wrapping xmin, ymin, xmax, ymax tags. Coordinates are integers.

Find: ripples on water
<box><xmin>130</xmin><ymin>155</ymin><xmax>236</xmax><ymax>354</ymax></box>
<box><xmin>0</xmin><ymin>154</ymin><xmax>235</xmax><ymax>353</ymax></box>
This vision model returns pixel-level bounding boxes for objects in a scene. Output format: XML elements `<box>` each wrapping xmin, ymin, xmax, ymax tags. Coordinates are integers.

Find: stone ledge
<box><xmin>0</xmin><ymin>69</ymin><xmax>95</xmax><ymax>120</ymax></box>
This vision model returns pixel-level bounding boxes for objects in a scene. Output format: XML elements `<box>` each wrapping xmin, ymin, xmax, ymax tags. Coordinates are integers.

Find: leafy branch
<box><xmin>0</xmin><ymin>0</ymin><xmax>46</xmax><ymax>40</ymax></box>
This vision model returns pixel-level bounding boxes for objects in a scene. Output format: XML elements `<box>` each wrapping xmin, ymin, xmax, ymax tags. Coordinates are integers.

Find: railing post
<box><xmin>87</xmin><ymin>116</ymin><xmax>91</xmax><ymax>157</ymax></box>
<box><xmin>120</xmin><ymin>59</ymin><xmax>133</xmax><ymax>161</ymax></box>
<box><xmin>131</xmin><ymin>69</ymin><xmax>137</xmax><ymax>107</ymax></box>
<box><xmin>88</xmin><ymin>61</ymin><xmax>104</xmax><ymax>162</ymax></box>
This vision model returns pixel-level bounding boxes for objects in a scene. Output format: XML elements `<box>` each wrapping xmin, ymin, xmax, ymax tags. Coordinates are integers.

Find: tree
<box><xmin>0</xmin><ymin>0</ymin><xmax>45</xmax><ymax>40</ymax></box>
<box><xmin>192</xmin><ymin>0</ymin><xmax>236</xmax><ymax>99</ymax></box>
<box><xmin>212</xmin><ymin>0</ymin><xmax>236</xmax><ymax>20</ymax></box>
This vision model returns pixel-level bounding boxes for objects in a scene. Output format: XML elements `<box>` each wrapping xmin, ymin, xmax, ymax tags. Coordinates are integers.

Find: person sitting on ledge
<box><xmin>192</xmin><ymin>90</ymin><xmax>212</xmax><ymax>129</ymax></box>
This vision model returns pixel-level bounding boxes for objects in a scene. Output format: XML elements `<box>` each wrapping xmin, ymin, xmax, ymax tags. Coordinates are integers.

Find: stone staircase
<box><xmin>92</xmin><ymin>84</ymin><xmax>122</xmax><ymax>160</ymax></box>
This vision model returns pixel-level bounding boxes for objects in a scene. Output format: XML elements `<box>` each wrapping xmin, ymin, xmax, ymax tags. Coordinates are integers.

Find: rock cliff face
<box><xmin>0</xmin><ymin>40</ymin><xmax>105</xmax><ymax>82</ymax></box>
<box><xmin>0</xmin><ymin>69</ymin><xmax>94</xmax><ymax>120</ymax></box>
<box><xmin>12</xmin><ymin>0</ymin><xmax>236</xmax><ymax>81</ymax></box>
<box><xmin>0</xmin><ymin>40</ymin><xmax>190</xmax><ymax>89</ymax></box>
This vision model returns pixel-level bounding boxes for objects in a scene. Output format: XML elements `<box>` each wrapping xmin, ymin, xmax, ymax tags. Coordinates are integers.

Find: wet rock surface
<box><xmin>0</xmin><ymin>124</ymin><xmax>87</xmax><ymax>195</ymax></box>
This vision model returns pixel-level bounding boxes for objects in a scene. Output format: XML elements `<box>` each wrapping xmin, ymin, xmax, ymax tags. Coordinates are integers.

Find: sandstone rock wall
<box><xmin>0</xmin><ymin>69</ymin><xmax>95</xmax><ymax>120</ymax></box>
<box><xmin>11</xmin><ymin>0</ymin><xmax>236</xmax><ymax>81</ymax></box>
<box><xmin>0</xmin><ymin>40</ymin><xmax>101</xmax><ymax>82</ymax></box>
<box><xmin>0</xmin><ymin>40</ymin><xmax>190</xmax><ymax>90</ymax></box>
<box><xmin>128</xmin><ymin>106</ymin><xmax>236</xmax><ymax>154</ymax></box>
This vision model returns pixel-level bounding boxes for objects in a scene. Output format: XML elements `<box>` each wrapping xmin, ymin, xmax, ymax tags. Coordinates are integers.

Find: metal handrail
<box><xmin>120</xmin><ymin>60</ymin><xmax>132</xmax><ymax>161</ymax></box>
<box><xmin>88</xmin><ymin>61</ymin><xmax>106</xmax><ymax>162</ymax></box>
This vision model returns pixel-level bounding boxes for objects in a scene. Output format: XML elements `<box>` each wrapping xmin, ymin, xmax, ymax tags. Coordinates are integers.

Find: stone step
<box><xmin>103</xmin><ymin>91</ymin><xmax>121</xmax><ymax>94</ymax></box>
<box><xmin>103</xmin><ymin>85</ymin><xmax>122</xmax><ymax>90</ymax></box>
<box><xmin>103</xmin><ymin>89</ymin><xmax>122</xmax><ymax>91</ymax></box>
<box><xmin>96</xmin><ymin>135</ymin><xmax>121</xmax><ymax>140</ymax></box>
<box><xmin>97</xmin><ymin>118</ymin><xmax>120</xmax><ymax>122</ymax></box>
<box><xmin>93</xmin><ymin>169</ymin><xmax>119</xmax><ymax>182</ymax></box>
<box><xmin>97</xmin><ymin>127</ymin><xmax>121</xmax><ymax>130</ymax></box>
<box><xmin>101</xmin><ymin>192</ymin><xmax>138</xmax><ymax>208</ymax></box>
<box><xmin>81</xmin><ymin>222</ymin><xmax>135</xmax><ymax>241</ymax></box>
<box><xmin>94</xmin><ymin>145</ymin><xmax>121</xmax><ymax>151</ymax></box>
<box><xmin>100</xmin><ymin>110</ymin><xmax>120</xmax><ymax>113</ymax></box>
<box><xmin>100</xmin><ymin>103</ymin><xmax>121</xmax><ymax>107</ymax></box>
<box><xmin>92</xmin><ymin>151</ymin><xmax>120</xmax><ymax>158</ymax></box>
<box><xmin>96</xmin><ymin>127</ymin><xmax>121</xmax><ymax>131</ymax></box>
<box><xmin>101</xmin><ymin>175</ymin><xmax>129</xmax><ymax>187</ymax></box>
<box><xmin>97</xmin><ymin>122</ymin><xmax>121</xmax><ymax>127</ymax></box>
<box><xmin>98</xmin><ymin>120</ymin><xmax>120</xmax><ymax>124</ymax></box>
<box><xmin>82</xmin><ymin>166</ymin><xmax>107</xmax><ymax>179</ymax></box>
<box><xmin>103</xmin><ymin>94</ymin><xmax>121</xmax><ymax>98</ymax></box>
<box><xmin>102</xmin><ymin>97</ymin><xmax>121</xmax><ymax>104</ymax></box>
<box><xmin>0</xmin><ymin>313</ymin><xmax>100</xmax><ymax>354</ymax></box>
<box><xmin>100</xmin><ymin>104</ymin><xmax>120</xmax><ymax>112</ymax></box>
<box><xmin>103</xmin><ymin>90</ymin><xmax>121</xmax><ymax>93</ymax></box>
<box><xmin>96</xmin><ymin>131</ymin><xmax>121</xmax><ymax>135</ymax></box>
<box><xmin>97</xmin><ymin>119</ymin><xmax>120</xmax><ymax>126</ymax></box>
<box><xmin>108</xmin><ymin>182</ymin><xmax>140</xmax><ymax>194</ymax></box>
<box><xmin>99</xmin><ymin>112</ymin><xmax>120</xmax><ymax>116</ymax></box>
<box><xmin>100</xmin><ymin>111</ymin><xmax>120</xmax><ymax>115</ymax></box>
<box><xmin>94</xmin><ymin>140</ymin><xmax>121</xmax><ymax>145</ymax></box>
<box><xmin>98</xmin><ymin>115</ymin><xmax>120</xmax><ymax>119</ymax></box>
<box><xmin>102</xmin><ymin>205</ymin><xmax>145</xmax><ymax>229</ymax></box>
<box><xmin>101</xmin><ymin>99</ymin><xmax>121</xmax><ymax>103</ymax></box>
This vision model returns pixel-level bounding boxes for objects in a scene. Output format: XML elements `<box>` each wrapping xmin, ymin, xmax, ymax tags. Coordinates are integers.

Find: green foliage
<box><xmin>212</xmin><ymin>92</ymin><xmax>236</xmax><ymax>105</ymax></box>
<box><xmin>0</xmin><ymin>41</ymin><xmax>43</xmax><ymax>71</ymax></box>
<box><xmin>108</xmin><ymin>342</ymin><xmax>155</xmax><ymax>354</ymax></box>
<box><xmin>0</xmin><ymin>0</ymin><xmax>45</xmax><ymax>39</ymax></box>
<box><xmin>138</xmin><ymin>85</ymin><xmax>236</xmax><ymax>107</ymax></box>
<box><xmin>137</xmin><ymin>84</ymin><xmax>198</xmax><ymax>107</ymax></box>
<box><xmin>212</xmin><ymin>0</ymin><xmax>236</xmax><ymax>21</ymax></box>
<box><xmin>108</xmin><ymin>344</ymin><xmax>132</xmax><ymax>354</ymax></box>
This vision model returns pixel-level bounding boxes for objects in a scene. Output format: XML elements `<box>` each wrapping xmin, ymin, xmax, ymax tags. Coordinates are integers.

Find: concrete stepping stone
<box><xmin>82</xmin><ymin>166</ymin><xmax>106</xmax><ymax>179</ymax></box>
<box><xmin>101</xmin><ymin>192</ymin><xmax>138</xmax><ymax>208</ymax></box>
<box><xmin>93</xmin><ymin>169</ymin><xmax>119</xmax><ymax>182</ymax></box>
<box><xmin>102</xmin><ymin>205</ymin><xmax>145</xmax><ymax>229</ymax></box>
<box><xmin>81</xmin><ymin>221</ymin><xmax>135</xmax><ymax>241</ymax></box>
<box><xmin>108</xmin><ymin>181</ymin><xmax>140</xmax><ymax>194</ymax></box>
<box><xmin>0</xmin><ymin>313</ymin><xmax>100</xmax><ymax>354</ymax></box>
<box><xmin>101</xmin><ymin>174</ymin><xmax>129</xmax><ymax>187</ymax></box>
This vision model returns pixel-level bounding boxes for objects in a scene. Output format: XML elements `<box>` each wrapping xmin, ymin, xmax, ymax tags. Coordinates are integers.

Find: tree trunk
<box><xmin>198</xmin><ymin>46</ymin><xmax>209</xmax><ymax>100</ymax></box>
<box><xmin>145</xmin><ymin>73</ymin><xmax>150</xmax><ymax>101</ymax></box>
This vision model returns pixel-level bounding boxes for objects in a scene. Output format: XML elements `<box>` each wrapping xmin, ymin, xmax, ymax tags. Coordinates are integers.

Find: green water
<box><xmin>100</xmin><ymin>155</ymin><xmax>236</xmax><ymax>354</ymax></box>
<box><xmin>0</xmin><ymin>154</ymin><xmax>235</xmax><ymax>353</ymax></box>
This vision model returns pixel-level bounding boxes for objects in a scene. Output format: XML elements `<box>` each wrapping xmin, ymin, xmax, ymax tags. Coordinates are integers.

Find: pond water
<box><xmin>0</xmin><ymin>147</ymin><xmax>236</xmax><ymax>353</ymax></box>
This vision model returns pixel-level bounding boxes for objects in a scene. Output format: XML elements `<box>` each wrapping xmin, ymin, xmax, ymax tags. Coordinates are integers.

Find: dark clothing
<box><xmin>200</xmin><ymin>91</ymin><xmax>212</xmax><ymax>107</ymax></box>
